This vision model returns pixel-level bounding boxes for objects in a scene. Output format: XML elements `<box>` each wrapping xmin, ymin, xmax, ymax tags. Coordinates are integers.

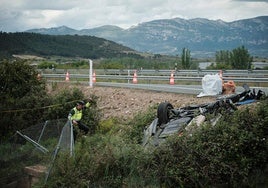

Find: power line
<box><xmin>0</xmin><ymin>99</ymin><xmax>84</xmax><ymax>113</ymax></box>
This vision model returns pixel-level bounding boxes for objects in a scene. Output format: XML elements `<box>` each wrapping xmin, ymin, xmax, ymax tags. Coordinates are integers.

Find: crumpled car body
<box><xmin>142</xmin><ymin>84</ymin><xmax>265</xmax><ymax>148</ymax></box>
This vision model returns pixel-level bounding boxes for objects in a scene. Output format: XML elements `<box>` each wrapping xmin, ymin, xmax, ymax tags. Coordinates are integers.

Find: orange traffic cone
<box><xmin>133</xmin><ymin>70</ymin><xmax>138</xmax><ymax>84</ymax></box>
<box><xmin>65</xmin><ymin>71</ymin><xmax>70</xmax><ymax>81</ymax></box>
<box><xmin>93</xmin><ymin>71</ymin><xmax>96</xmax><ymax>83</ymax></box>
<box><xmin>169</xmin><ymin>71</ymin><xmax>175</xmax><ymax>85</ymax></box>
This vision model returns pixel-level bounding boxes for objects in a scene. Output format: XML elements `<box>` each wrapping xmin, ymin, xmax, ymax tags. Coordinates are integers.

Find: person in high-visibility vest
<box><xmin>68</xmin><ymin>100</ymin><xmax>91</xmax><ymax>141</ymax></box>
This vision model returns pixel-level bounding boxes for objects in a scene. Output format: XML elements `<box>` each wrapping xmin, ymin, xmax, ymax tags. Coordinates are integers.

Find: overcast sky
<box><xmin>0</xmin><ymin>0</ymin><xmax>268</xmax><ymax>32</ymax></box>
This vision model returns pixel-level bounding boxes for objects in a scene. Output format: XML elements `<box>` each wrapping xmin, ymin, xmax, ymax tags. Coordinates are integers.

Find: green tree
<box><xmin>37</xmin><ymin>61</ymin><xmax>57</xmax><ymax>69</ymax></box>
<box><xmin>216</xmin><ymin>50</ymin><xmax>231</xmax><ymax>65</ymax></box>
<box><xmin>213</xmin><ymin>46</ymin><xmax>253</xmax><ymax>69</ymax></box>
<box><xmin>230</xmin><ymin>46</ymin><xmax>253</xmax><ymax>69</ymax></box>
<box><xmin>0</xmin><ymin>59</ymin><xmax>49</xmax><ymax>141</ymax></box>
<box><xmin>181</xmin><ymin>48</ymin><xmax>191</xmax><ymax>69</ymax></box>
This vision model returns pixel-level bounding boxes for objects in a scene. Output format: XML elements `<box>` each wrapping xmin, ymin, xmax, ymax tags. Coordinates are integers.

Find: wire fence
<box><xmin>0</xmin><ymin>119</ymin><xmax>73</xmax><ymax>187</ymax></box>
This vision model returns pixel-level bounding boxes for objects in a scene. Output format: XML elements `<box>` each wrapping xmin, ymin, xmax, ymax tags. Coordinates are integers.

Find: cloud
<box><xmin>0</xmin><ymin>0</ymin><xmax>267</xmax><ymax>32</ymax></box>
<box><xmin>15</xmin><ymin>0</ymin><xmax>76</xmax><ymax>10</ymax></box>
<box><xmin>233</xmin><ymin>0</ymin><xmax>268</xmax><ymax>2</ymax></box>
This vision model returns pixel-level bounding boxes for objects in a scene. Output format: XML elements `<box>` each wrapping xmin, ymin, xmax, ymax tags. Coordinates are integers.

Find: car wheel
<box><xmin>157</xmin><ymin>102</ymin><xmax>174</xmax><ymax>125</ymax></box>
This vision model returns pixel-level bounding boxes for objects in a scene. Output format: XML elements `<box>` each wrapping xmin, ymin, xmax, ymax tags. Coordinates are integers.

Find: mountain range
<box><xmin>26</xmin><ymin>16</ymin><xmax>268</xmax><ymax>58</ymax></box>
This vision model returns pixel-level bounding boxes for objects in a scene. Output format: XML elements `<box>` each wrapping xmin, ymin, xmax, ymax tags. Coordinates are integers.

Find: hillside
<box><xmin>0</xmin><ymin>32</ymin><xmax>140</xmax><ymax>59</ymax></box>
<box><xmin>26</xmin><ymin>16</ymin><xmax>268</xmax><ymax>58</ymax></box>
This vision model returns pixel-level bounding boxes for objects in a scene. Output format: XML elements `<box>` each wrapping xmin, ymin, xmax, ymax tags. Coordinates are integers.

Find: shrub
<box><xmin>44</xmin><ymin>87</ymin><xmax>85</xmax><ymax>120</ymax></box>
<box><xmin>124</xmin><ymin>105</ymin><xmax>156</xmax><ymax>144</ymax></box>
<box><xmin>44</xmin><ymin>87</ymin><xmax>101</xmax><ymax>135</ymax></box>
<box><xmin>45</xmin><ymin>133</ymin><xmax>158</xmax><ymax>187</ymax></box>
<box><xmin>0</xmin><ymin>59</ymin><xmax>49</xmax><ymax>141</ymax></box>
<box><xmin>98</xmin><ymin>118</ymin><xmax>118</xmax><ymax>134</ymax></box>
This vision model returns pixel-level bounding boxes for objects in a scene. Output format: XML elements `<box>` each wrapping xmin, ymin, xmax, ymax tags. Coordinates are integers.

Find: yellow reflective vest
<box><xmin>70</xmin><ymin>107</ymin><xmax>82</xmax><ymax>121</ymax></box>
<box><xmin>68</xmin><ymin>102</ymin><xmax>90</xmax><ymax>121</ymax></box>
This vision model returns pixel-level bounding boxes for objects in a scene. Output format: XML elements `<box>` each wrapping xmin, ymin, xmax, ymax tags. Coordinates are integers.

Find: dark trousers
<box><xmin>73</xmin><ymin>121</ymin><xmax>89</xmax><ymax>141</ymax></box>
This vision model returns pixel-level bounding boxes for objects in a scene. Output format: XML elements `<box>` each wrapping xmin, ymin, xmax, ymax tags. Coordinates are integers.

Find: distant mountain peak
<box><xmin>94</xmin><ymin>25</ymin><xmax>124</xmax><ymax>30</ymax></box>
<box><xmin>25</xmin><ymin>16</ymin><xmax>268</xmax><ymax>58</ymax></box>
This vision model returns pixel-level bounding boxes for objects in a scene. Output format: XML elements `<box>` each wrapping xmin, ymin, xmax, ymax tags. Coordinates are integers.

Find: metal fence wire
<box><xmin>0</xmin><ymin>119</ymin><xmax>74</xmax><ymax>187</ymax></box>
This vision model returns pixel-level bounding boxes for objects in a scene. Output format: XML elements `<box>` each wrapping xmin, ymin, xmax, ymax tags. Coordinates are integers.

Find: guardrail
<box><xmin>39</xmin><ymin>69</ymin><xmax>268</xmax><ymax>77</ymax></box>
<box><xmin>41</xmin><ymin>73</ymin><xmax>268</xmax><ymax>85</ymax></box>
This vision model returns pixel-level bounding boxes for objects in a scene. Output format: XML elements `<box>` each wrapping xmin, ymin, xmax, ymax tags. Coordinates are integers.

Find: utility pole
<box><xmin>89</xmin><ymin>59</ymin><xmax>93</xmax><ymax>87</ymax></box>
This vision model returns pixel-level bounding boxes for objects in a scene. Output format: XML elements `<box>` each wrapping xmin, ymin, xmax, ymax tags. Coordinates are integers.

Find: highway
<box><xmin>45</xmin><ymin>79</ymin><xmax>268</xmax><ymax>96</ymax></box>
<box><xmin>93</xmin><ymin>82</ymin><xmax>268</xmax><ymax>95</ymax></box>
<box><xmin>41</xmin><ymin>69</ymin><xmax>268</xmax><ymax>95</ymax></box>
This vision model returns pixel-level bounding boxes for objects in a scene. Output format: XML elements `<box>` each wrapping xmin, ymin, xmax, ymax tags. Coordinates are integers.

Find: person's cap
<box><xmin>77</xmin><ymin>101</ymin><xmax>85</xmax><ymax>105</ymax></box>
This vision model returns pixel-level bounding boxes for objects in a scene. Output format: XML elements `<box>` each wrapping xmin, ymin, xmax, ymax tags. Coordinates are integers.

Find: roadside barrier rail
<box><xmin>39</xmin><ymin>69</ymin><xmax>268</xmax><ymax>77</ymax></box>
<box><xmin>41</xmin><ymin>73</ymin><xmax>268</xmax><ymax>83</ymax></box>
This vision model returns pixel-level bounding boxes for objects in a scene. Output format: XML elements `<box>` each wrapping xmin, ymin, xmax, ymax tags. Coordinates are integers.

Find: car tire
<box><xmin>157</xmin><ymin>102</ymin><xmax>174</xmax><ymax>125</ymax></box>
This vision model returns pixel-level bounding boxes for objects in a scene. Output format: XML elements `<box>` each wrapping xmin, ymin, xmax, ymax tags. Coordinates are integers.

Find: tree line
<box><xmin>214</xmin><ymin>46</ymin><xmax>253</xmax><ymax>69</ymax></box>
<box><xmin>181</xmin><ymin>46</ymin><xmax>253</xmax><ymax>70</ymax></box>
<box><xmin>0</xmin><ymin>32</ymin><xmax>141</xmax><ymax>59</ymax></box>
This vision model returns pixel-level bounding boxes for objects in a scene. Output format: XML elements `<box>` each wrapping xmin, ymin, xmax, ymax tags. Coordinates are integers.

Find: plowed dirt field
<box><xmin>82</xmin><ymin>86</ymin><xmax>215</xmax><ymax>120</ymax></box>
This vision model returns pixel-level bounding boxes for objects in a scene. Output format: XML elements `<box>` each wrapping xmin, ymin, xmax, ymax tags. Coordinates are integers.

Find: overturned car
<box><xmin>142</xmin><ymin>85</ymin><xmax>265</xmax><ymax>148</ymax></box>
